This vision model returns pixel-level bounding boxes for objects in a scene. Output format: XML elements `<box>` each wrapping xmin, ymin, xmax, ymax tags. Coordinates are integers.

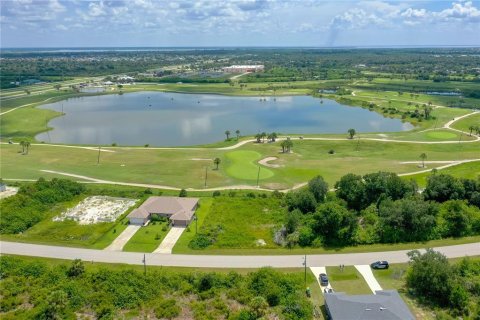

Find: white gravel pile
<box><xmin>54</xmin><ymin>196</ymin><xmax>137</xmax><ymax>225</ymax></box>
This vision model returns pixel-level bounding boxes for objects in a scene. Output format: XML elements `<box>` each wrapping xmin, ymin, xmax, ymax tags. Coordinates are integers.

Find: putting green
<box><xmin>426</xmin><ymin>131</ymin><xmax>458</xmax><ymax>139</ymax></box>
<box><xmin>225</xmin><ymin>150</ymin><xmax>274</xmax><ymax>180</ymax></box>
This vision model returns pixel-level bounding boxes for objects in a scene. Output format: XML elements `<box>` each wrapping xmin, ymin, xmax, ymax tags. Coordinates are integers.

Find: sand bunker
<box><xmin>258</xmin><ymin>157</ymin><xmax>282</xmax><ymax>168</ymax></box>
<box><xmin>54</xmin><ymin>196</ymin><xmax>136</xmax><ymax>225</ymax></box>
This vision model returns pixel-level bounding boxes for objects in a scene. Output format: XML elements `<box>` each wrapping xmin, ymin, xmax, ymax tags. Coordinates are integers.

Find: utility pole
<box><xmin>256</xmin><ymin>165</ymin><xmax>261</xmax><ymax>187</ymax></box>
<box><xmin>97</xmin><ymin>146</ymin><xmax>101</xmax><ymax>165</ymax></box>
<box><xmin>142</xmin><ymin>254</ymin><xmax>146</xmax><ymax>276</ymax></box>
<box><xmin>204</xmin><ymin>167</ymin><xmax>208</xmax><ymax>187</ymax></box>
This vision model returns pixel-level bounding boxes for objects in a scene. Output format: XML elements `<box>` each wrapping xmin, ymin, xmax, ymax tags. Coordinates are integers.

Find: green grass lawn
<box><xmin>122</xmin><ymin>221</ymin><xmax>170</xmax><ymax>252</ymax></box>
<box><xmin>225</xmin><ymin>150</ymin><xmax>274</xmax><ymax>180</ymax></box>
<box><xmin>190</xmin><ymin>196</ymin><xmax>284</xmax><ymax>250</ymax></box>
<box><xmin>1</xmin><ymin>138</ymin><xmax>479</xmax><ymax>191</ymax></box>
<box><xmin>452</xmin><ymin>112</ymin><xmax>480</xmax><ymax>133</ymax></box>
<box><xmin>325</xmin><ymin>266</ymin><xmax>372</xmax><ymax>295</ymax></box>
<box><xmin>406</xmin><ymin>161</ymin><xmax>480</xmax><ymax>187</ymax></box>
<box><xmin>173</xmin><ymin>198</ymin><xmax>214</xmax><ymax>253</ymax></box>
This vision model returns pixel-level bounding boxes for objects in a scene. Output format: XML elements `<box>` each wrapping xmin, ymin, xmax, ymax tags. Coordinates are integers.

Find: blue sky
<box><xmin>1</xmin><ymin>0</ymin><xmax>479</xmax><ymax>47</ymax></box>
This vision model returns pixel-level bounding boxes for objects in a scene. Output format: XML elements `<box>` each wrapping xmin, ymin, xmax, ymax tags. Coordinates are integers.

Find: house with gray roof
<box><xmin>127</xmin><ymin>196</ymin><xmax>199</xmax><ymax>226</ymax></box>
<box><xmin>324</xmin><ymin>290</ymin><xmax>415</xmax><ymax>320</ymax></box>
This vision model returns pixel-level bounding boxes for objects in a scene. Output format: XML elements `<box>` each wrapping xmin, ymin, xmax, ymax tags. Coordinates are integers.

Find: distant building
<box><xmin>127</xmin><ymin>196</ymin><xmax>199</xmax><ymax>226</ymax></box>
<box><xmin>324</xmin><ymin>290</ymin><xmax>415</xmax><ymax>320</ymax></box>
<box><xmin>223</xmin><ymin>65</ymin><xmax>264</xmax><ymax>73</ymax></box>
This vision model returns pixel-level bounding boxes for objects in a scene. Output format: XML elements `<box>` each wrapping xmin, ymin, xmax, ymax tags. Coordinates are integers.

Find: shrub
<box><xmin>154</xmin><ymin>299</ymin><xmax>180</xmax><ymax>319</ymax></box>
<box><xmin>212</xmin><ymin>190</ymin><xmax>221</xmax><ymax>197</ymax></box>
<box><xmin>67</xmin><ymin>259</ymin><xmax>85</xmax><ymax>277</ymax></box>
<box><xmin>188</xmin><ymin>234</ymin><xmax>212</xmax><ymax>249</ymax></box>
<box><xmin>179</xmin><ymin>189</ymin><xmax>187</xmax><ymax>197</ymax></box>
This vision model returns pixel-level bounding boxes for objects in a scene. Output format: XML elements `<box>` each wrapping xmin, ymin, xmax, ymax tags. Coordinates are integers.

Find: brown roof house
<box><xmin>127</xmin><ymin>196</ymin><xmax>199</xmax><ymax>226</ymax></box>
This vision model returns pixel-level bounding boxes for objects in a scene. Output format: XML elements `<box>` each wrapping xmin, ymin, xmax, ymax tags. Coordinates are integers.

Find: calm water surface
<box><xmin>36</xmin><ymin>92</ymin><xmax>413</xmax><ymax>146</ymax></box>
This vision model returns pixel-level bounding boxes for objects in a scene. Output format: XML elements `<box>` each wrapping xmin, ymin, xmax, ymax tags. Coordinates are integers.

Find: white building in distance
<box><xmin>223</xmin><ymin>65</ymin><xmax>264</xmax><ymax>73</ymax></box>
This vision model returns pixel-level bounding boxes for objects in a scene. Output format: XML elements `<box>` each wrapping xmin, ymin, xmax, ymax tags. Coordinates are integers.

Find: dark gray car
<box><xmin>370</xmin><ymin>261</ymin><xmax>389</xmax><ymax>269</ymax></box>
<box><xmin>319</xmin><ymin>273</ymin><xmax>329</xmax><ymax>286</ymax></box>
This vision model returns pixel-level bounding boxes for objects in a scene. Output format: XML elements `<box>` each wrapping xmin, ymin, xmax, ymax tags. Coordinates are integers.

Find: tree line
<box><xmin>279</xmin><ymin>172</ymin><xmax>480</xmax><ymax>248</ymax></box>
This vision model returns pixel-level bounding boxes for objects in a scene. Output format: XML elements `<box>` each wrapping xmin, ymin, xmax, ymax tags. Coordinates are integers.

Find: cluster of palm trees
<box><xmin>468</xmin><ymin>125</ymin><xmax>480</xmax><ymax>136</ymax></box>
<box><xmin>19</xmin><ymin>141</ymin><xmax>31</xmax><ymax>155</ymax></box>
<box><xmin>224</xmin><ymin>130</ymin><xmax>241</xmax><ymax>141</ymax></box>
<box><xmin>254</xmin><ymin>132</ymin><xmax>278</xmax><ymax>143</ymax></box>
<box><xmin>280</xmin><ymin>137</ymin><xmax>293</xmax><ymax>153</ymax></box>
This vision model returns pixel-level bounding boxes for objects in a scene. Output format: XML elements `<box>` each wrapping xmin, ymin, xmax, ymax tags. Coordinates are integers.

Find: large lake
<box><xmin>36</xmin><ymin>92</ymin><xmax>413</xmax><ymax>146</ymax></box>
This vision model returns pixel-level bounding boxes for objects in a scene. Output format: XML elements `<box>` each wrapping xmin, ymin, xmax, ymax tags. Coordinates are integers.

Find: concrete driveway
<box><xmin>104</xmin><ymin>225</ymin><xmax>141</xmax><ymax>251</ymax></box>
<box><xmin>355</xmin><ymin>264</ymin><xmax>383</xmax><ymax>293</ymax></box>
<box><xmin>153</xmin><ymin>226</ymin><xmax>186</xmax><ymax>254</ymax></box>
<box><xmin>310</xmin><ymin>266</ymin><xmax>333</xmax><ymax>292</ymax></box>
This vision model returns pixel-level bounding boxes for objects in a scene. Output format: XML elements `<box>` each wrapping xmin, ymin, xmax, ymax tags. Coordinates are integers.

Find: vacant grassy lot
<box><xmin>195</xmin><ymin>196</ymin><xmax>284</xmax><ymax>249</ymax></box>
<box><xmin>123</xmin><ymin>221</ymin><xmax>170</xmax><ymax>252</ymax></box>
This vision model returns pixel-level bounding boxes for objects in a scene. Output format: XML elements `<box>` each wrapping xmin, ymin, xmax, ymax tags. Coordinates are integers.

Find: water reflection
<box><xmin>36</xmin><ymin>92</ymin><xmax>414</xmax><ymax>146</ymax></box>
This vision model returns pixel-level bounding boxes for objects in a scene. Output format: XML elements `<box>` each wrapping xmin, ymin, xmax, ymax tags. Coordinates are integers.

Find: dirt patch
<box><xmin>0</xmin><ymin>186</ymin><xmax>19</xmax><ymax>199</ymax></box>
<box><xmin>258</xmin><ymin>156</ymin><xmax>282</xmax><ymax>168</ymax></box>
<box><xmin>53</xmin><ymin>196</ymin><xmax>137</xmax><ymax>224</ymax></box>
<box><xmin>189</xmin><ymin>158</ymin><xmax>212</xmax><ymax>161</ymax></box>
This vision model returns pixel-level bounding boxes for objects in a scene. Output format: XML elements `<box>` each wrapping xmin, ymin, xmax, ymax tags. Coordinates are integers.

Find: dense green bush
<box><xmin>0</xmin><ymin>178</ymin><xmax>85</xmax><ymax>234</ymax></box>
<box><xmin>0</xmin><ymin>257</ymin><xmax>312</xmax><ymax>319</ymax></box>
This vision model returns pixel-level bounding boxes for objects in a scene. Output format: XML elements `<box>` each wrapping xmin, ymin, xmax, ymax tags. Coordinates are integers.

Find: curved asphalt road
<box><xmin>1</xmin><ymin>241</ymin><xmax>478</xmax><ymax>268</ymax></box>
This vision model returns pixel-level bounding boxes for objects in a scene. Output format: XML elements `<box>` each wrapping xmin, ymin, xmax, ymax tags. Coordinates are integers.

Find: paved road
<box><xmin>1</xmin><ymin>241</ymin><xmax>478</xmax><ymax>268</ymax></box>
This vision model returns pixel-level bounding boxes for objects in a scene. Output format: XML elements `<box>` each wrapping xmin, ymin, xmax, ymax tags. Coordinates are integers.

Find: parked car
<box><xmin>370</xmin><ymin>261</ymin><xmax>389</xmax><ymax>269</ymax></box>
<box><xmin>319</xmin><ymin>273</ymin><xmax>329</xmax><ymax>286</ymax></box>
<box><xmin>324</xmin><ymin>288</ymin><xmax>334</xmax><ymax>293</ymax></box>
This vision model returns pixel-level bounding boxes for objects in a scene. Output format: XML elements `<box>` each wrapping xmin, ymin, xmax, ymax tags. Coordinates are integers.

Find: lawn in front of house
<box><xmin>325</xmin><ymin>266</ymin><xmax>372</xmax><ymax>295</ymax></box>
<box><xmin>122</xmin><ymin>220</ymin><xmax>171</xmax><ymax>252</ymax></box>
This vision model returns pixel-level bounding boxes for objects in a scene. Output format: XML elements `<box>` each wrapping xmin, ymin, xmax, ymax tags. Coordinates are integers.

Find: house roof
<box><xmin>127</xmin><ymin>207</ymin><xmax>150</xmax><ymax>219</ymax></box>
<box><xmin>127</xmin><ymin>196</ymin><xmax>199</xmax><ymax>222</ymax></box>
<box><xmin>324</xmin><ymin>290</ymin><xmax>415</xmax><ymax>320</ymax></box>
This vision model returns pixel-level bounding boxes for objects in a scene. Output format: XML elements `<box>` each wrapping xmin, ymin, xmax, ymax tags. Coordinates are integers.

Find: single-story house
<box><xmin>127</xmin><ymin>196</ymin><xmax>199</xmax><ymax>226</ymax></box>
<box><xmin>324</xmin><ymin>290</ymin><xmax>415</xmax><ymax>320</ymax></box>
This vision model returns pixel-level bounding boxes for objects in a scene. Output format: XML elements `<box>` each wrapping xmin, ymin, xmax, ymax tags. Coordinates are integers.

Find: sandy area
<box><xmin>53</xmin><ymin>196</ymin><xmax>136</xmax><ymax>225</ymax></box>
<box><xmin>258</xmin><ymin>156</ymin><xmax>282</xmax><ymax>168</ymax></box>
<box><xmin>190</xmin><ymin>158</ymin><xmax>212</xmax><ymax>161</ymax></box>
<box><xmin>0</xmin><ymin>186</ymin><xmax>19</xmax><ymax>199</ymax></box>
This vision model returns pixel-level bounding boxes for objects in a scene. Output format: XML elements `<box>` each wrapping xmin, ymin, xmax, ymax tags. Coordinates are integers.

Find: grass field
<box><xmin>2</xmin><ymin>137</ymin><xmax>479</xmax><ymax>190</ymax></box>
<box><xmin>325</xmin><ymin>266</ymin><xmax>372</xmax><ymax>295</ymax></box>
<box><xmin>123</xmin><ymin>221</ymin><xmax>170</xmax><ymax>252</ymax></box>
<box><xmin>452</xmin><ymin>112</ymin><xmax>480</xmax><ymax>133</ymax></box>
<box><xmin>192</xmin><ymin>196</ymin><xmax>284</xmax><ymax>249</ymax></box>
<box><xmin>406</xmin><ymin>161</ymin><xmax>480</xmax><ymax>187</ymax></box>
<box><xmin>225</xmin><ymin>150</ymin><xmax>274</xmax><ymax>180</ymax></box>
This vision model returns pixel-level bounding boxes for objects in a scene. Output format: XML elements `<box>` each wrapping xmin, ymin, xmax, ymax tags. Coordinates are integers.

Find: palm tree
<box><xmin>285</xmin><ymin>137</ymin><xmax>293</xmax><ymax>153</ymax></box>
<box><xmin>213</xmin><ymin>157</ymin><xmax>221</xmax><ymax>170</ymax></box>
<box><xmin>225</xmin><ymin>130</ymin><xmax>230</xmax><ymax>140</ymax></box>
<box><xmin>235</xmin><ymin>130</ymin><xmax>240</xmax><ymax>140</ymax></box>
<box><xmin>469</xmin><ymin>125</ymin><xmax>475</xmax><ymax>136</ymax></box>
<box><xmin>255</xmin><ymin>133</ymin><xmax>262</xmax><ymax>143</ymax></box>
<box><xmin>270</xmin><ymin>132</ymin><xmax>277</xmax><ymax>142</ymax></box>
<box><xmin>261</xmin><ymin>132</ymin><xmax>267</xmax><ymax>143</ymax></box>
<box><xmin>25</xmin><ymin>141</ymin><xmax>31</xmax><ymax>154</ymax></box>
<box><xmin>280</xmin><ymin>140</ymin><xmax>287</xmax><ymax>153</ymax></box>
<box><xmin>420</xmin><ymin>153</ymin><xmax>427</xmax><ymax>168</ymax></box>
<box><xmin>348</xmin><ymin>128</ymin><xmax>356</xmax><ymax>139</ymax></box>
<box><xmin>19</xmin><ymin>141</ymin><xmax>26</xmax><ymax>154</ymax></box>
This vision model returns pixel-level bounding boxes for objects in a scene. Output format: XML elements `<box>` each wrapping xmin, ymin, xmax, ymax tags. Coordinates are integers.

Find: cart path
<box><xmin>1</xmin><ymin>241</ymin><xmax>479</xmax><ymax>268</ymax></box>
